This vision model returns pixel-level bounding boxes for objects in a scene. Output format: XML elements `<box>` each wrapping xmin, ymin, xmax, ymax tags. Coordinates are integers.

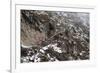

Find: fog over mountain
<box><xmin>21</xmin><ymin>10</ymin><xmax>89</xmax><ymax>63</ymax></box>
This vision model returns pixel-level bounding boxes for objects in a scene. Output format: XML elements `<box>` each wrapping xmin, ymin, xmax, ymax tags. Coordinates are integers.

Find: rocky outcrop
<box><xmin>20</xmin><ymin>10</ymin><xmax>89</xmax><ymax>63</ymax></box>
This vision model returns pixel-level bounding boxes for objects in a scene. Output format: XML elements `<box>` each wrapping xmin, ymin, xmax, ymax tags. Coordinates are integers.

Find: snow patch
<box><xmin>41</xmin><ymin>43</ymin><xmax>62</xmax><ymax>53</ymax></box>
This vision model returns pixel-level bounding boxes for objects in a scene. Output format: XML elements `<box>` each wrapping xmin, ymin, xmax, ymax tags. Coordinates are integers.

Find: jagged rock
<box><xmin>21</xmin><ymin>10</ymin><xmax>89</xmax><ymax>63</ymax></box>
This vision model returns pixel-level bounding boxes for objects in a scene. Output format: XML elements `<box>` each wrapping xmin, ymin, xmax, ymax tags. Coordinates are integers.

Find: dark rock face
<box><xmin>20</xmin><ymin>10</ymin><xmax>89</xmax><ymax>63</ymax></box>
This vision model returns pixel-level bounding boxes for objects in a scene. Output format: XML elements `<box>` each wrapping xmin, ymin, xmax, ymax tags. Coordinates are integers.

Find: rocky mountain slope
<box><xmin>21</xmin><ymin>10</ymin><xmax>89</xmax><ymax>63</ymax></box>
